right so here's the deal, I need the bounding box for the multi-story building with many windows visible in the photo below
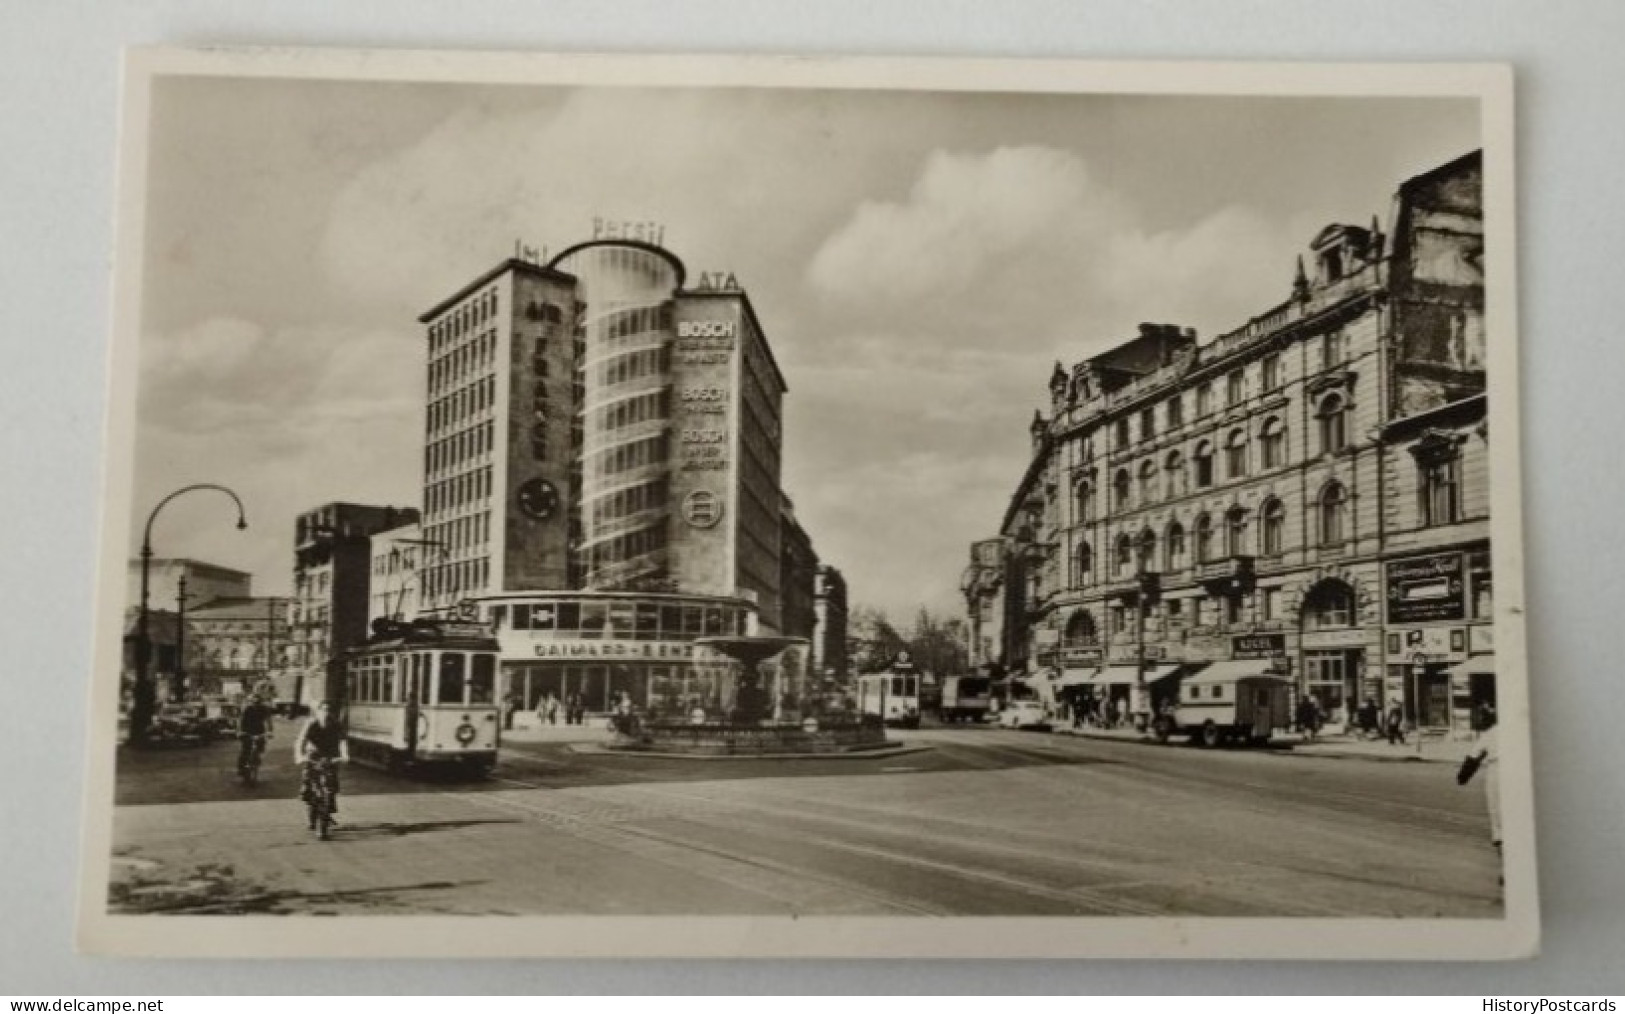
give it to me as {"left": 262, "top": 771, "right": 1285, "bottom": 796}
{"left": 969, "top": 151, "right": 1490, "bottom": 732}
{"left": 412, "top": 233, "right": 824, "bottom": 717}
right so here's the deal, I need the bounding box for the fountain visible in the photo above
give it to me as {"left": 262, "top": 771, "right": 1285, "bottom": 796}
{"left": 605, "top": 634, "right": 893, "bottom": 756}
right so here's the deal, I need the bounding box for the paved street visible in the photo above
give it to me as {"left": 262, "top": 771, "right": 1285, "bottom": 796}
{"left": 107, "top": 727, "right": 1501, "bottom": 917}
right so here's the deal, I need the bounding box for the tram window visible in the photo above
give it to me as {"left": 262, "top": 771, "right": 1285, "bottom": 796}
{"left": 416, "top": 654, "right": 430, "bottom": 704}
{"left": 383, "top": 661, "right": 396, "bottom": 703}
{"left": 511, "top": 604, "right": 531, "bottom": 630}
{"left": 556, "top": 601, "right": 580, "bottom": 632}
{"left": 580, "top": 602, "right": 607, "bottom": 639}
{"left": 469, "top": 654, "right": 495, "bottom": 703}
{"left": 438, "top": 652, "right": 467, "bottom": 704}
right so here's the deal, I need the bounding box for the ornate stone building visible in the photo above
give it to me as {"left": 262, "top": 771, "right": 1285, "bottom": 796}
{"left": 969, "top": 151, "right": 1489, "bottom": 731}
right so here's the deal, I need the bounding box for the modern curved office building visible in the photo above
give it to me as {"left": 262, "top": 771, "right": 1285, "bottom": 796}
{"left": 408, "top": 231, "right": 830, "bottom": 715}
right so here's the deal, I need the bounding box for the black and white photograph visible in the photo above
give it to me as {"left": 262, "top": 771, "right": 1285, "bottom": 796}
{"left": 79, "top": 49, "right": 1530, "bottom": 959}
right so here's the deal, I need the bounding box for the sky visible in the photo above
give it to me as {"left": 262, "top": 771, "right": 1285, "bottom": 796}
{"left": 126, "top": 75, "right": 1479, "bottom": 621}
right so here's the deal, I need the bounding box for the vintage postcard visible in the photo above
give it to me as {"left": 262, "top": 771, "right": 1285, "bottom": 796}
{"left": 80, "top": 48, "right": 1532, "bottom": 959}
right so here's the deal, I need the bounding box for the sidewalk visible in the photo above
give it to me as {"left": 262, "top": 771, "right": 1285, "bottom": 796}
{"left": 1053, "top": 723, "right": 1475, "bottom": 764}
{"left": 499, "top": 717, "right": 610, "bottom": 746}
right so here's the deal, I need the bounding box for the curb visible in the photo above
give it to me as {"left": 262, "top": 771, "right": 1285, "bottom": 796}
{"left": 1054, "top": 727, "right": 1457, "bottom": 764}
{"left": 558, "top": 741, "right": 933, "bottom": 762}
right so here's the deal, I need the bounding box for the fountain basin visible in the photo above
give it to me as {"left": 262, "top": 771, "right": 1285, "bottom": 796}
{"left": 607, "top": 717, "right": 889, "bottom": 756}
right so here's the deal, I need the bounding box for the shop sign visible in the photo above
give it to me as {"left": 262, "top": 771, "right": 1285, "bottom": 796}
{"left": 1387, "top": 626, "right": 1467, "bottom": 662}
{"left": 682, "top": 489, "right": 723, "bottom": 529}
{"left": 1109, "top": 645, "right": 1164, "bottom": 664}
{"left": 1300, "top": 628, "right": 1368, "bottom": 649}
{"left": 528, "top": 640, "right": 697, "bottom": 661}
{"left": 1387, "top": 552, "right": 1467, "bottom": 623}
{"left": 1232, "top": 633, "right": 1286, "bottom": 660}
{"left": 592, "top": 217, "right": 665, "bottom": 246}
{"left": 1061, "top": 647, "right": 1103, "bottom": 667}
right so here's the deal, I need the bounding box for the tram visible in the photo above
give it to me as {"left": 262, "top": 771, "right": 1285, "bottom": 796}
{"left": 342, "top": 618, "right": 503, "bottom": 773}
{"left": 856, "top": 669, "right": 921, "bottom": 728}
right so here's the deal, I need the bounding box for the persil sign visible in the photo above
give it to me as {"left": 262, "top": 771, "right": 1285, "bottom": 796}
{"left": 677, "top": 320, "right": 735, "bottom": 339}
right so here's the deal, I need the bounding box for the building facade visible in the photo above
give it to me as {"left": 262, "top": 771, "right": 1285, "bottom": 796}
{"left": 181, "top": 596, "right": 292, "bottom": 700}
{"left": 971, "top": 151, "right": 1489, "bottom": 732}
{"left": 412, "top": 236, "right": 822, "bottom": 716}
{"left": 290, "top": 502, "right": 419, "bottom": 707}
{"left": 812, "top": 564, "right": 851, "bottom": 689}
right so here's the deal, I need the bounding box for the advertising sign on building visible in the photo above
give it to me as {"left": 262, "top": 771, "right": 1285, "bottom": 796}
{"left": 1232, "top": 633, "right": 1286, "bottom": 660}
{"left": 1386, "top": 552, "right": 1467, "bottom": 623}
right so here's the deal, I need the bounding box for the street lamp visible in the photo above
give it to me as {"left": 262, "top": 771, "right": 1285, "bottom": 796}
{"left": 132, "top": 484, "right": 248, "bottom": 745}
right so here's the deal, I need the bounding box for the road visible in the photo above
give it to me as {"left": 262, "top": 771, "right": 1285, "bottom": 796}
{"left": 106, "top": 726, "right": 1501, "bottom": 917}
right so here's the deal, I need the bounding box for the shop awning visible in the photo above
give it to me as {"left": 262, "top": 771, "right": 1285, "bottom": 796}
{"left": 1056, "top": 668, "right": 1102, "bottom": 688}
{"left": 1180, "top": 659, "right": 1290, "bottom": 688}
{"left": 1446, "top": 655, "right": 1496, "bottom": 678}
{"left": 1093, "top": 664, "right": 1183, "bottom": 687}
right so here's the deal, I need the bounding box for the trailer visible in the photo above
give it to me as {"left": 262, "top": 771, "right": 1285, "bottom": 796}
{"left": 1152, "top": 666, "right": 1291, "bottom": 748}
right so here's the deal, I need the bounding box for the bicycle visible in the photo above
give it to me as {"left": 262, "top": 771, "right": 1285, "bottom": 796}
{"left": 237, "top": 733, "right": 269, "bottom": 786}
{"left": 300, "top": 755, "right": 341, "bottom": 840}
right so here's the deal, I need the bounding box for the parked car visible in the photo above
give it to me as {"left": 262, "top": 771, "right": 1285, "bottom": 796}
{"left": 149, "top": 703, "right": 215, "bottom": 745}
{"left": 998, "top": 700, "right": 1052, "bottom": 731}
{"left": 198, "top": 697, "right": 241, "bottom": 738}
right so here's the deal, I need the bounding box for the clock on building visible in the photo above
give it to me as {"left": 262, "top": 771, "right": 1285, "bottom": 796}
{"left": 516, "top": 478, "right": 558, "bottom": 521}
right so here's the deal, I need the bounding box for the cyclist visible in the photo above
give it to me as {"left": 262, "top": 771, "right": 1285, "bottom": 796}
{"left": 294, "top": 700, "right": 349, "bottom": 834}
{"left": 236, "top": 692, "right": 275, "bottom": 782}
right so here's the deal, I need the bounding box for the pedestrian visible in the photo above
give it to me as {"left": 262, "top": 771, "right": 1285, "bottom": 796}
{"left": 502, "top": 692, "right": 517, "bottom": 731}
{"left": 1456, "top": 710, "right": 1502, "bottom": 863}
{"left": 1386, "top": 698, "right": 1406, "bottom": 745}
{"left": 566, "top": 691, "right": 583, "bottom": 725}
{"left": 1358, "top": 697, "right": 1380, "bottom": 740}
{"left": 545, "top": 692, "right": 560, "bottom": 726}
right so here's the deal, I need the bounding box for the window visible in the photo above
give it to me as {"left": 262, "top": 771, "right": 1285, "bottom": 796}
{"left": 1226, "top": 369, "right": 1244, "bottom": 406}
{"left": 1322, "top": 330, "right": 1346, "bottom": 370}
{"left": 1304, "top": 581, "right": 1355, "bottom": 628}
{"left": 468, "top": 654, "right": 495, "bottom": 704}
{"left": 1319, "top": 481, "right": 1348, "bottom": 546}
{"left": 1317, "top": 393, "right": 1348, "bottom": 455}
{"left": 1260, "top": 417, "right": 1286, "bottom": 469}
{"left": 1138, "top": 460, "right": 1158, "bottom": 504}
{"left": 1064, "top": 609, "right": 1097, "bottom": 646}
{"left": 1262, "top": 353, "right": 1281, "bottom": 392}
{"left": 1472, "top": 571, "right": 1493, "bottom": 620}
{"left": 1226, "top": 429, "right": 1248, "bottom": 479}
{"left": 1167, "top": 396, "right": 1184, "bottom": 429}
{"left": 1137, "top": 529, "right": 1157, "bottom": 572}
{"left": 1115, "top": 533, "right": 1133, "bottom": 576}
{"left": 1419, "top": 455, "right": 1461, "bottom": 527}
{"left": 1115, "top": 417, "right": 1131, "bottom": 449}
{"left": 1260, "top": 498, "right": 1285, "bottom": 555}
{"left": 1261, "top": 586, "right": 1283, "bottom": 621}
{"left": 1140, "top": 406, "right": 1156, "bottom": 440}
{"left": 1194, "top": 441, "right": 1215, "bottom": 488}
{"left": 1113, "top": 469, "right": 1132, "bottom": 511}
{"left": 1165, "top": 451, "right": 1186, "bottom": 498}
{"left": 1074, "top": 543, "right": 1093, "bottom": 586}
{"left": 1196, "top": 382, "right": 1213, "bottom": 416}
{"left": 1075, "top": 480, "right": 1094, "bottom": 523}
{"left": 1225, "top": 595, "right": 1245, "bottom": 625}
{"left": 1225, "top": 506, "right": 1249, "bottom": 556}
{"left": 1110, "top": 605, "right": 1127, "bottom": 635}
{"left": 1194, "top": 514, "right": 1214, "bottom": 564}
{"left": 437, "top": 652, "right": 467, "bottom": 704}
{"left": 1165, "top": 522, "right": 1187, "bottom": 572}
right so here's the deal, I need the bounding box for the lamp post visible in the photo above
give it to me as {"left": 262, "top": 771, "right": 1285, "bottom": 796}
{"left": 133, "top": 484, "right": 248, "bottom": 745}
{"left": 174, "top": 575, "right": 188, "bottom": 702}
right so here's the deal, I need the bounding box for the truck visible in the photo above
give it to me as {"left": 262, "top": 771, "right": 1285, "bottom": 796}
{"left": 1152, "top": 669, "right": 1292, "bottom": 748}
{"left": 938, "top": 675, "right": 992, "bottom": 724}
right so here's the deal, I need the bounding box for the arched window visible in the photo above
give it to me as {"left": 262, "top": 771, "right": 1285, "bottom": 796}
{"left": 1194, "top": 441, "right": 1215, "bottom": 488}
{"left": 1226, "top": 429, "right": 1248, "bottom": 479}
{"left": 1194, "top": 513, "right": 1214, "bottom": 564}
{"left": 1113, "top": 469, "right": 1132, "bottom": 511}
{"left": 1075, "top": 479, "right": 1095, "bottom": 523}
{"left": 1064, "top": 609, "right": 1098, "bottom": 647}
{"left": 1319, "top": 480, "right": 1348, "bottom": 545}
{"left": 1165, "top": 521, "right": 1187, "bottom": 572}
{"left": 1260, "top": 416, "right": 1287, "bottom": 469}
{"left": 1115, "top": 533, "right": 1134, "bottom": 576}
{"left": 1165, "top": 450, "right": 1186, "bottom": 499}
{"left": 1137, "top": 528, "right": 1158, "bottom": 572}
{"left": 1303, "top": 579, "right": 1356, "bottom": 629}
{"left": 1260, "top": 497, "right": 1285, "bottom": 555}
{"left": 1138, "top": 460, "right": 1158, "bottom": 504}
{"left": 1074, "top": 543, "right": 1093, "bottom": 586}
{"left": 1317, "top": 393, "right": 1348, "bottom": 455}
{"left": 1225, "top": 506, "right": 1249, "bottom": 556}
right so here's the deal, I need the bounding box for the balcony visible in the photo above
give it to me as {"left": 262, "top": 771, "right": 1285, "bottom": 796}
{"left": 1196, "top": 555, "right": 1256, "bottom": 596}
